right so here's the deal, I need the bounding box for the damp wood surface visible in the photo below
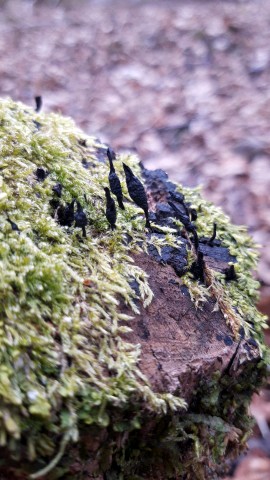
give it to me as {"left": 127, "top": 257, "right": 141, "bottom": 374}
{"left": 120, "top": 169, "right": 255, "bottom": 404}
{"left": 123, "top": 254, "right": 239, "bottom": 400}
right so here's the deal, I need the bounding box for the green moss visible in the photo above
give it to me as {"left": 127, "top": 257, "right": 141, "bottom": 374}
{"left": 0, "top": 98, "right": 267, "bottom": 478}
{"left": 0, "top": 99, "right": 184, "bottom": 474}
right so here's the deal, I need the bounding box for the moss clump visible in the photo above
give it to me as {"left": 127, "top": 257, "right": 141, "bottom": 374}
{"left": 0, "top": 98, "right": 185, "bottom": 474}
{"left": 0, "top": 98, "right": 267, "bottom": 478}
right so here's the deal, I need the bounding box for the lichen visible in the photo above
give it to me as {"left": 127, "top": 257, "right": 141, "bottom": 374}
{"left": 0, "top": 98, "right": 267, "bottom": 479}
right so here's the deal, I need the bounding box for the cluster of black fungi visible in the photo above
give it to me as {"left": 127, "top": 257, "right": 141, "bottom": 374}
{"left": 29, "top": 148, "right": 238, "bottom": 285}
{"left": 5, "top": 96, "right": 237, "bottom": 285}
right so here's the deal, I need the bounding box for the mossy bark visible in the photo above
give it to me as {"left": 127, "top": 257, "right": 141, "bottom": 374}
{"left": 0, "top": 99, "right": 267, "bottom": 479}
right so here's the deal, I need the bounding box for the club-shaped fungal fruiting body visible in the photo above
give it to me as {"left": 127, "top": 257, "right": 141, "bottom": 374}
{"left": 168, "top": 200, "right": 198, "bottom": 251}
{"left": 104, "top": 187, "right": 117, "bottom": 230}
{"left": 35, "top": 95, "right": 42, "bottom": 112}
{"left": 75, "top": 201, "right": 88, "bottom": 237}
{"left": 107, "top": 148, "right": 125, "bottom": 210}
{"left": 123, "top": 163, "right": 150, "bottom": 228}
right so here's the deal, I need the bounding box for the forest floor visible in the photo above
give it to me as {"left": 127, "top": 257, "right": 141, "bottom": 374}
{"left": 0, "top": 0, "right": 270, "bottom": 478}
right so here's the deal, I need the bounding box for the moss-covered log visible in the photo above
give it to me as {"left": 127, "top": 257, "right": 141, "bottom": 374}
{"left": 0, "top": 98, "right": 268, "bottom": 479}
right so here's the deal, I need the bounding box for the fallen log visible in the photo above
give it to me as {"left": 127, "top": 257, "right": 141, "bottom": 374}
{"left": 0, "top": 98, "right": 267, "bottom": 479}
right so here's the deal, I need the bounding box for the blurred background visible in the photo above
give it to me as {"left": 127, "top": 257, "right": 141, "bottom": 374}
{"left": 0, "top": 0, "right": 269, "bottom": 478}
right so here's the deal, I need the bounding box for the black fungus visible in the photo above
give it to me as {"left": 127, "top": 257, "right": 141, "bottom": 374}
{"left": 104, "top": 187, "right": 117, "bottom": 230}
{"left": 190, "top": 251, "right": 205, "bottom": 282}
{"left": 189, "top": 207, "right": 197, "bottom": 221}
{"left": 123, "top": 163, "right": 150, "bottom": 228}
{"left": 107, "top": 147, "right": 116, "bottom": 160}
{"left": 35, "top": 96, "right": 42, "bottom": 112}
{"left": 56, "top": 205, "right": 67, "bottom": 226}
{"left": 6, "top": 217, "right": 20, "bottom": 233}
{"left": 208, "top": 222, "right": 217, "bottom": 246}
{"left": 225, "top": 264, "right": 237, "bottom": 282}
{"left": 57, "top": 199, "right": 75, "bottom": 227}
{"left": 168, "top": 184, "right": 198, "bottom": 223}
{"left": 168, "top": 201, "right": 193, "bottom": 231}
{"left": 74, "top": 201, "right": 88, "bottom": 237}
{"left": 168, "top": 201, "right": 198, "bottom": 251}
{"left": 35, "top": 167, "right": 47, "bottom": 182}
{"left": 49, "top": 198, "right": 60, "bottom": 210}
{"left": 169, "top": 192, "right": 191, "bottom": 220}
{"left": 192, "top": 230, "right": 199, "bottom": 252}
{"left": 107, "top": 148, "right": 125, "bottom": 210}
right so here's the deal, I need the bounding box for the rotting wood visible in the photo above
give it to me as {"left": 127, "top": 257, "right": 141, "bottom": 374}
{"left": 0, "top": 98, "right": 267, "bottom": 480}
